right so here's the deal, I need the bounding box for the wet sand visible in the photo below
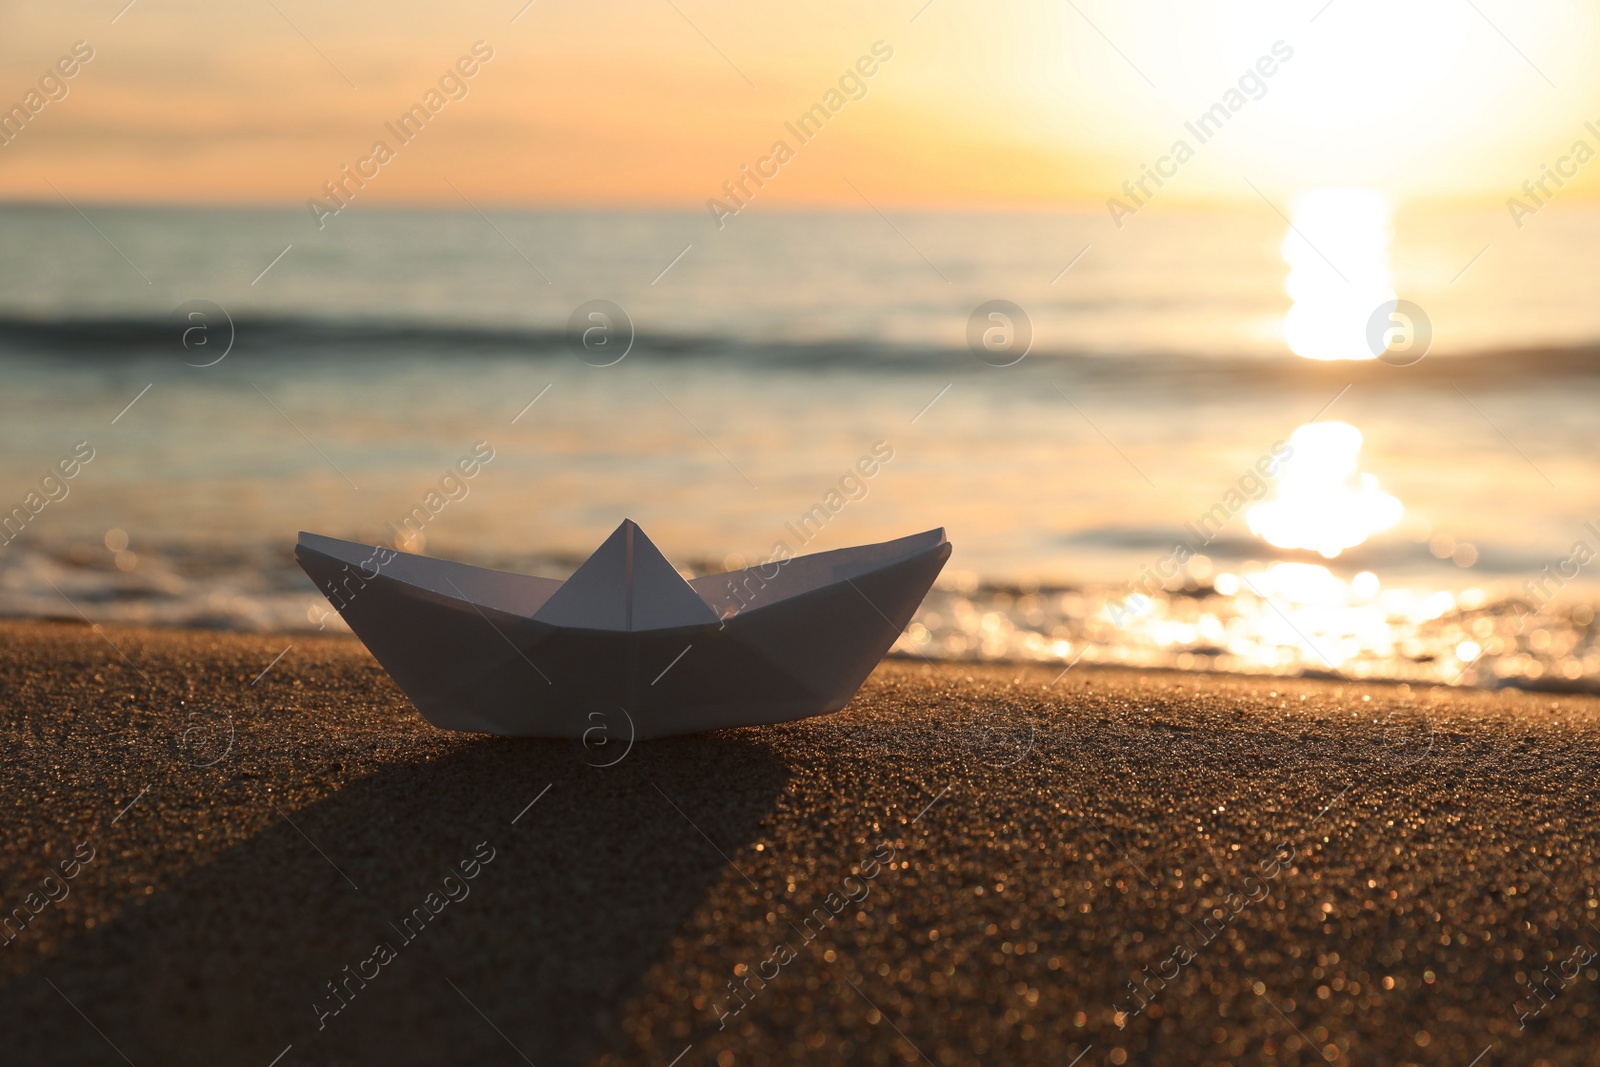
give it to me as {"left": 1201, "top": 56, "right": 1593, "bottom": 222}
{"left": 1, "top": 618, "right": 1597, "bottom": 1066}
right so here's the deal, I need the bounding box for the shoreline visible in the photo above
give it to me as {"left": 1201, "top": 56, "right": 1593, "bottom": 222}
{"left": 2, "top": 619, "right": 1598, "bottom": 1064}
{"left": 16, "top": 601, "right": 1592, "bottom": 694}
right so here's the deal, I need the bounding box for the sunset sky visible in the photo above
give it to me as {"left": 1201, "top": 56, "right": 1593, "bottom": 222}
{"left": 1, "top": 0, "right": 1595, "bottom": 210}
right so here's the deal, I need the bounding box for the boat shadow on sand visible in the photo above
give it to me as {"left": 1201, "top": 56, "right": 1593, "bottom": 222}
{"left": 0, "top": 734, "right": 789, "bottom": 1066}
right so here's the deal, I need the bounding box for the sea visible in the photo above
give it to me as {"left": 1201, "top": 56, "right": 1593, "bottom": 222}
{"left": 2, "top": 195, "right": 1598, "bottom": 690}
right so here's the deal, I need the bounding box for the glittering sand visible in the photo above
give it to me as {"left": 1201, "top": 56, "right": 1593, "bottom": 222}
{"left": 1, "top": 619, "right": 1598, "bottom": 1066}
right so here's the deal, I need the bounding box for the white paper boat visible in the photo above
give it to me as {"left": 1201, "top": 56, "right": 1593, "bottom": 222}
{"left": 295, "top": 521, "right": 951, "bottom": 738}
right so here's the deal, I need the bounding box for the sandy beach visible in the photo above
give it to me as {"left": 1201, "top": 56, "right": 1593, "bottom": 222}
{"left": 1, "top": 618, "right": 1597, "bottom": 1066}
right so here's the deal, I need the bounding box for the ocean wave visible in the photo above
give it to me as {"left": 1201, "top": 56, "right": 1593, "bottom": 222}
{"left": 2, "top": 314, "right": 1599, "bottom": 381}
{"left": 1059, "top": 525, "right": 1551, "bottom": 575}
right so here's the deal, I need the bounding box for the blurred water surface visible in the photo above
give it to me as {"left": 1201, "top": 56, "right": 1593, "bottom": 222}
{"left": 1, "top": 202, "right": 1596, "bottom": 689}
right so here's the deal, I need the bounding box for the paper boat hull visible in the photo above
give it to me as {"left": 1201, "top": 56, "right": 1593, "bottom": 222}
{"left": 296, "top": 528, "right": 950, "bottom": 738}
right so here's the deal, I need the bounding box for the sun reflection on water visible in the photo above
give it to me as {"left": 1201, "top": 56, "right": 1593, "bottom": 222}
{"left": 891, "top": 399, "right": 1597, "bottom": 689}
{"left": 1282, "top": 188, "right": 1394, "bottom": 362}
{"left": 896, "top": 567, "right": 1597, "bottom": 691}
{"left": 1247, "top": 421, "right": 1402, "bottom": 558}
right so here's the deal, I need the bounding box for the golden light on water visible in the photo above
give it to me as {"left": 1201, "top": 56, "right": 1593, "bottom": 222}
{"left": 1246, "top": 422, "right": 1402, "bottom": 559}
{"left": 894, "top": 561, "right": 1577, "bottom": 687}
{"left": 875, "top": 405, "right": 1600, "bottom": 689}
{"left": 1281, "top": 188, "right": 1393, "bottom": 362}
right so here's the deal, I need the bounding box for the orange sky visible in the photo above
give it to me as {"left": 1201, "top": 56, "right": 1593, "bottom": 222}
{"left": 1, "top": 0, "right": 1595, "bottom": 210}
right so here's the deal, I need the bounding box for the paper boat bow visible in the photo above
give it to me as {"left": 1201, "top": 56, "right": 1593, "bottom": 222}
{"left": 296, "top": 521, "right": 950, "bottom": 738}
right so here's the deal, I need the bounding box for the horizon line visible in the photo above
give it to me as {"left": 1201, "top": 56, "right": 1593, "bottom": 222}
{"left": 0, "top": 191, "right": 1549, "bottom": 214}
